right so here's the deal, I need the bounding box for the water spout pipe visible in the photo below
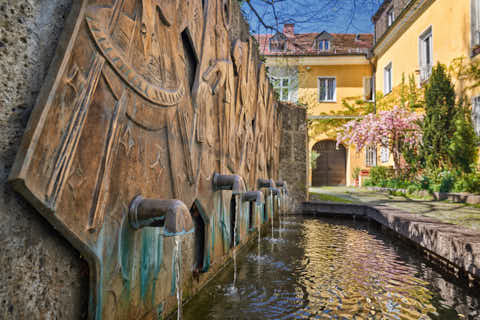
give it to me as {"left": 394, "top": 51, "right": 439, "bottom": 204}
{"left": 257, "top": 178, "right": 276, "bottom": 189}
{"left": 129, "top": 195, "right": 194, "bottom": 236}
{"left": 213, "top": 173, "right": 246, "bottom": 194}
{"left": 275, "top": 181, "right": 285, "bottom": 188}
{"left": 242, "top": 191, "right": 264, "bottom": 204}
{"left": 269, "top": 187, "right": 280, "bottom": 196}
{"left": 276, "top": 181, "right": 288, "bottom": 195}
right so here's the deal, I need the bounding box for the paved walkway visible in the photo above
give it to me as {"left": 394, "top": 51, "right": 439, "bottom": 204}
{"left": 309, "top": 186, "right": 480, "bottom": 232}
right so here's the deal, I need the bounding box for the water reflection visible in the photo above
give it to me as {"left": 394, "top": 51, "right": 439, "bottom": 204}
{"left": 182, "top": 217, "right": 479, "bottom": 319}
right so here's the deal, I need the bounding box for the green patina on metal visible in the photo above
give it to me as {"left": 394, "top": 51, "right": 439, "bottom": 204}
{"left": 151, "top": 230, "right": 164, "bottom": 306}
{"left": 140, "top": 230, "right": 153, "bottom": 301}
{"left": 170, "top": 243, "right": 176, "bottom": 296}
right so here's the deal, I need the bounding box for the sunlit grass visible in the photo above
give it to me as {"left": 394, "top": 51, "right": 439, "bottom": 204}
{"left": 309, "top": 192, "right": 355, "bottom": 204}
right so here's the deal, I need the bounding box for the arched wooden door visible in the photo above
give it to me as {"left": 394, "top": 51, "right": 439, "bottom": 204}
{"left": 312, "top": 140, "right": 346, "bottom": 186}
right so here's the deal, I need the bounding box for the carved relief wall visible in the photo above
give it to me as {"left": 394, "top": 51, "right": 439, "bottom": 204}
{"left": 8, "top": 0, "right": 282, "bottom": 319}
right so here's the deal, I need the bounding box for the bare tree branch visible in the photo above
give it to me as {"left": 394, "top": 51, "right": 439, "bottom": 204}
{"left": 241, "top": 0, "right": 383, "bottom": 35}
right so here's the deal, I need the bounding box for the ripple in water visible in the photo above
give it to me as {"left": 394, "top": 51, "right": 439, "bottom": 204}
{"left": 183, "top": 217, "right": 480, "bottom": 320}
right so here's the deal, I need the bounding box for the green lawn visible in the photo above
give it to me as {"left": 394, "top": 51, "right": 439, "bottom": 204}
{"left": 309, "top": 192, "right": 355, "bottom": 204}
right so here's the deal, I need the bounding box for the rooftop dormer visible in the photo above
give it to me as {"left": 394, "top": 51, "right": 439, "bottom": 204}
{"left": 314, "top": 31, "right": 333, "bottom": 52}
{"left": 269, "top": 32, "right": 287, "bottom": 52}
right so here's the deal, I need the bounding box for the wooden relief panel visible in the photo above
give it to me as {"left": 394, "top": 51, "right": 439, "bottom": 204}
{"left": 9, "top": 0, "right": 281, "bottom": 318}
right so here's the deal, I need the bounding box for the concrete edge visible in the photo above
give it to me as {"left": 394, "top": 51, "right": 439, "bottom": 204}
{"left": 366, "top": 186, "right": 480, "bottom": 204}
{"left": 298, "top": 201, "right": 480, "bottom": 282}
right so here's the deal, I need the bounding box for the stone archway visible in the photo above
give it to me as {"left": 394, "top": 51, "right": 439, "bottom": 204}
{"left": 312, "top": 140, "right": 346, "bottom": 186}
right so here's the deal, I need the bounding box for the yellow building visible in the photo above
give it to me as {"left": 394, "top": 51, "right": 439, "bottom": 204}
{"left": 256, "top": 25, "right": 374, "bottom": 186}
{"left": 373, "top": 0, "right": 480, "bottom": 130}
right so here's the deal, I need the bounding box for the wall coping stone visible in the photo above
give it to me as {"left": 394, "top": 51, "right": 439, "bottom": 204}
{"left": 366, "top": 186, "right": 480, "bottom": 204}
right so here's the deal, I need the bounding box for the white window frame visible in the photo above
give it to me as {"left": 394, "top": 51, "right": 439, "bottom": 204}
{"left": 384, "top": 62, "right": 393, "bottom": 95}
{"left": 380, "top": 137, "right": 390, "bottom": 163}
{"left": 317, "top": 77, "right": 337, "bottom": 102}
{"left": 271, "top": 77, "right": 290, "bottom": 101}
{"left": 318, "top": 39, "right": 330, "bottom": 51}
{"left": 387, "top": 7, "right": 395, "bottom": 27}
{"left": 363, "top": 76, "right": 375, "bottom": 101}
{"left": 472, "top": 0, "right": 480, "bottom": 46}
{"left": 365, "top": 146, "right": 377, "bottom": 167}
{"left": 419, "top": 26, "right": 433, "bottom": 83}
{"left": 472, "top": 96, "right": 480, "bottom": 136}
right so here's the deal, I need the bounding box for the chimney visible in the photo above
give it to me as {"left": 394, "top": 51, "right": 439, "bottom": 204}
{"left": 283, "top": 24, "right": 294, "bottom": 37}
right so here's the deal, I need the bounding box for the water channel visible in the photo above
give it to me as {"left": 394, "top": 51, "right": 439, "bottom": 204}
{"left": 182, "top": 216, "right": 480, "bottom": 319}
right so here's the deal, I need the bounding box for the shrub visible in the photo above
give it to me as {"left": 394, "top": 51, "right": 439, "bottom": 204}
{"left": 428, "top": 170, "right": 456, "bottom": 193}
{"left": 352, "top": 167, "right": 361, "bottom": 181}
{"left": 453, "top": 172, "right": 480, "bottom": 194}
{"left": 368, "top": 166, "right": 391, "bottom": 186}
{"left": 363, "top": 178, "right": 373, "bottom": 186}
{"left": 449, "top": 100, "right": 478, "bottom": 173}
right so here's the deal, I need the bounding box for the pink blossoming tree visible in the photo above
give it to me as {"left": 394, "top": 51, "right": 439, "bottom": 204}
{"left": 337, "top": 106, "right": 423, "bottom": 173}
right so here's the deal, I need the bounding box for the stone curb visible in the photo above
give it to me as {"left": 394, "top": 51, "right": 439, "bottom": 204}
{"left": 299, "top": 201, "right": 480, "bottom": 280}
{"left": 366, "top": 186, "right": 480, "bottom": 204}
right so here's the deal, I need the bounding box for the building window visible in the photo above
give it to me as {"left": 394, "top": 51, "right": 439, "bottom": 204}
{"left": 472, "top": 96, "right": 480, "bottom": 136}
{"left": 318, "top": 39, "right": 330, "bottom": 51}
{"left": 380, "top": 137, "right": 389, "bottom": 163}
{"left": 318, "top": 77, "right": 336, "bottom": 102}
{"left": 384, "top": 63, "right": 392, "bottom": 94}
{"left": 364, "top": 76, "right": 374, "bottom": 101}
{"left": 269, "top": 34, "right": 287, "bottom": 52}
{"left": 419, "top": 27, "right": 433, "bottom": 82}
{"left": 387, "top": 7, "right": 395, "bottom": 27}
{"left": 271, "top": 77, "right": 290, "bottom": 101}
{"left": 365, "top": 146, "right": 377, "bottom": 167}
{"left": 269, "top": 40, "right": 286, "bottom": 52}
{"left": 473, "top": 0, "right": 480, "bottom": 46}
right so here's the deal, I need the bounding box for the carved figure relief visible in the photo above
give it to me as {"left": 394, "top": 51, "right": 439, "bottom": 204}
{"left": 8, "top": 0, "right": 282, "bottom": 318}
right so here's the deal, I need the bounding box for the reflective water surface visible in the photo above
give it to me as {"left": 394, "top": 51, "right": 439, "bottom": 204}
{"left": 183, "top": 217, "right": 480, "bottom": 319}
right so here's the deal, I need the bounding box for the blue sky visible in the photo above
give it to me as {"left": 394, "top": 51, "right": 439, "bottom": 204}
{"left": 241, "top": 0, "right": 383, "bottom": 35}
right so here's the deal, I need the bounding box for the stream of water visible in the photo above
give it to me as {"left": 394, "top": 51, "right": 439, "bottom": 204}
{"left": 183, "top": 216, "right": 480, "bottom": 319}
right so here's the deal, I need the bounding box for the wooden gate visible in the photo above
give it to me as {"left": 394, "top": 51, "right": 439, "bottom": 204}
{"left": 312, "top": 140, "right": 346, "bottom": 186}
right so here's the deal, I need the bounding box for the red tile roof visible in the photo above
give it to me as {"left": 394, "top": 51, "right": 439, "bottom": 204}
{"left": 254, "top": 32, "right": 373, "bottom": 56}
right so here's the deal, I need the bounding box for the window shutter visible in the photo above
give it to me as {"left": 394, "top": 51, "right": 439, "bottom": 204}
{"left": 328, "top": 79, "right": 334, "bottom": 100}
{"left": 473, "top": 0, "right": 480, "bottom": 45}
{"left": 420, "top": 38, "right": 425, "bottom": 67}
{"left": 477, "top": 0, "right": 480, "bottom": 44}
{"left": 319, "top": 79, "right": 325, "bottom": 101}
{"left": 384, "top": 69, "right": 388, "bottom": 94}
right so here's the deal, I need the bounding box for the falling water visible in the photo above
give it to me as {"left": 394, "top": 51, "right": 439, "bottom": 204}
{"left": 232, "top": 195, "right": 238, "bottom": 290}
{"left": 257, "top": 203, "right": 261, "bottom": 258}
{"left": 174, "top": 236, "right": 182, "bottom": 320}
{"left": 278, "top": 196, "right": 283, "bottom": 239}
{"left": 270, "top": 191, "right": 274, "bottom": 241}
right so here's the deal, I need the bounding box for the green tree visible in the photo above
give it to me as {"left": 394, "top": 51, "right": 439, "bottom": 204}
{"left": 421, "top": 63, "right": 457, "bottom": 170}
{"left": 449, "top": 98, "right": 478, "bottom": 172}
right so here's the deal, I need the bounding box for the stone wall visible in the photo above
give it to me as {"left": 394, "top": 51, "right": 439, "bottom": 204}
{"left": 0, "top": 0, "right": 89, "bottom": 319}
{"left": 278, "top": 102, "right": 308, "bottom": 210}
{"left": 2, "top": 0, "right": 284, "bottom": 318}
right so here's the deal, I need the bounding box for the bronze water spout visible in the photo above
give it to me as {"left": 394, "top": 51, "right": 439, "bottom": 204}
{"left": 129, "top": 195, "right": 194, "bottom": 236}
{"left": 257, "top": 178, "right": 275, "bottom": 189}
{"left": 213, "top": 173, "right": 246, "bottom": 194}
{"left": 242, "top": 191, "right": 264, "bottom": 204}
